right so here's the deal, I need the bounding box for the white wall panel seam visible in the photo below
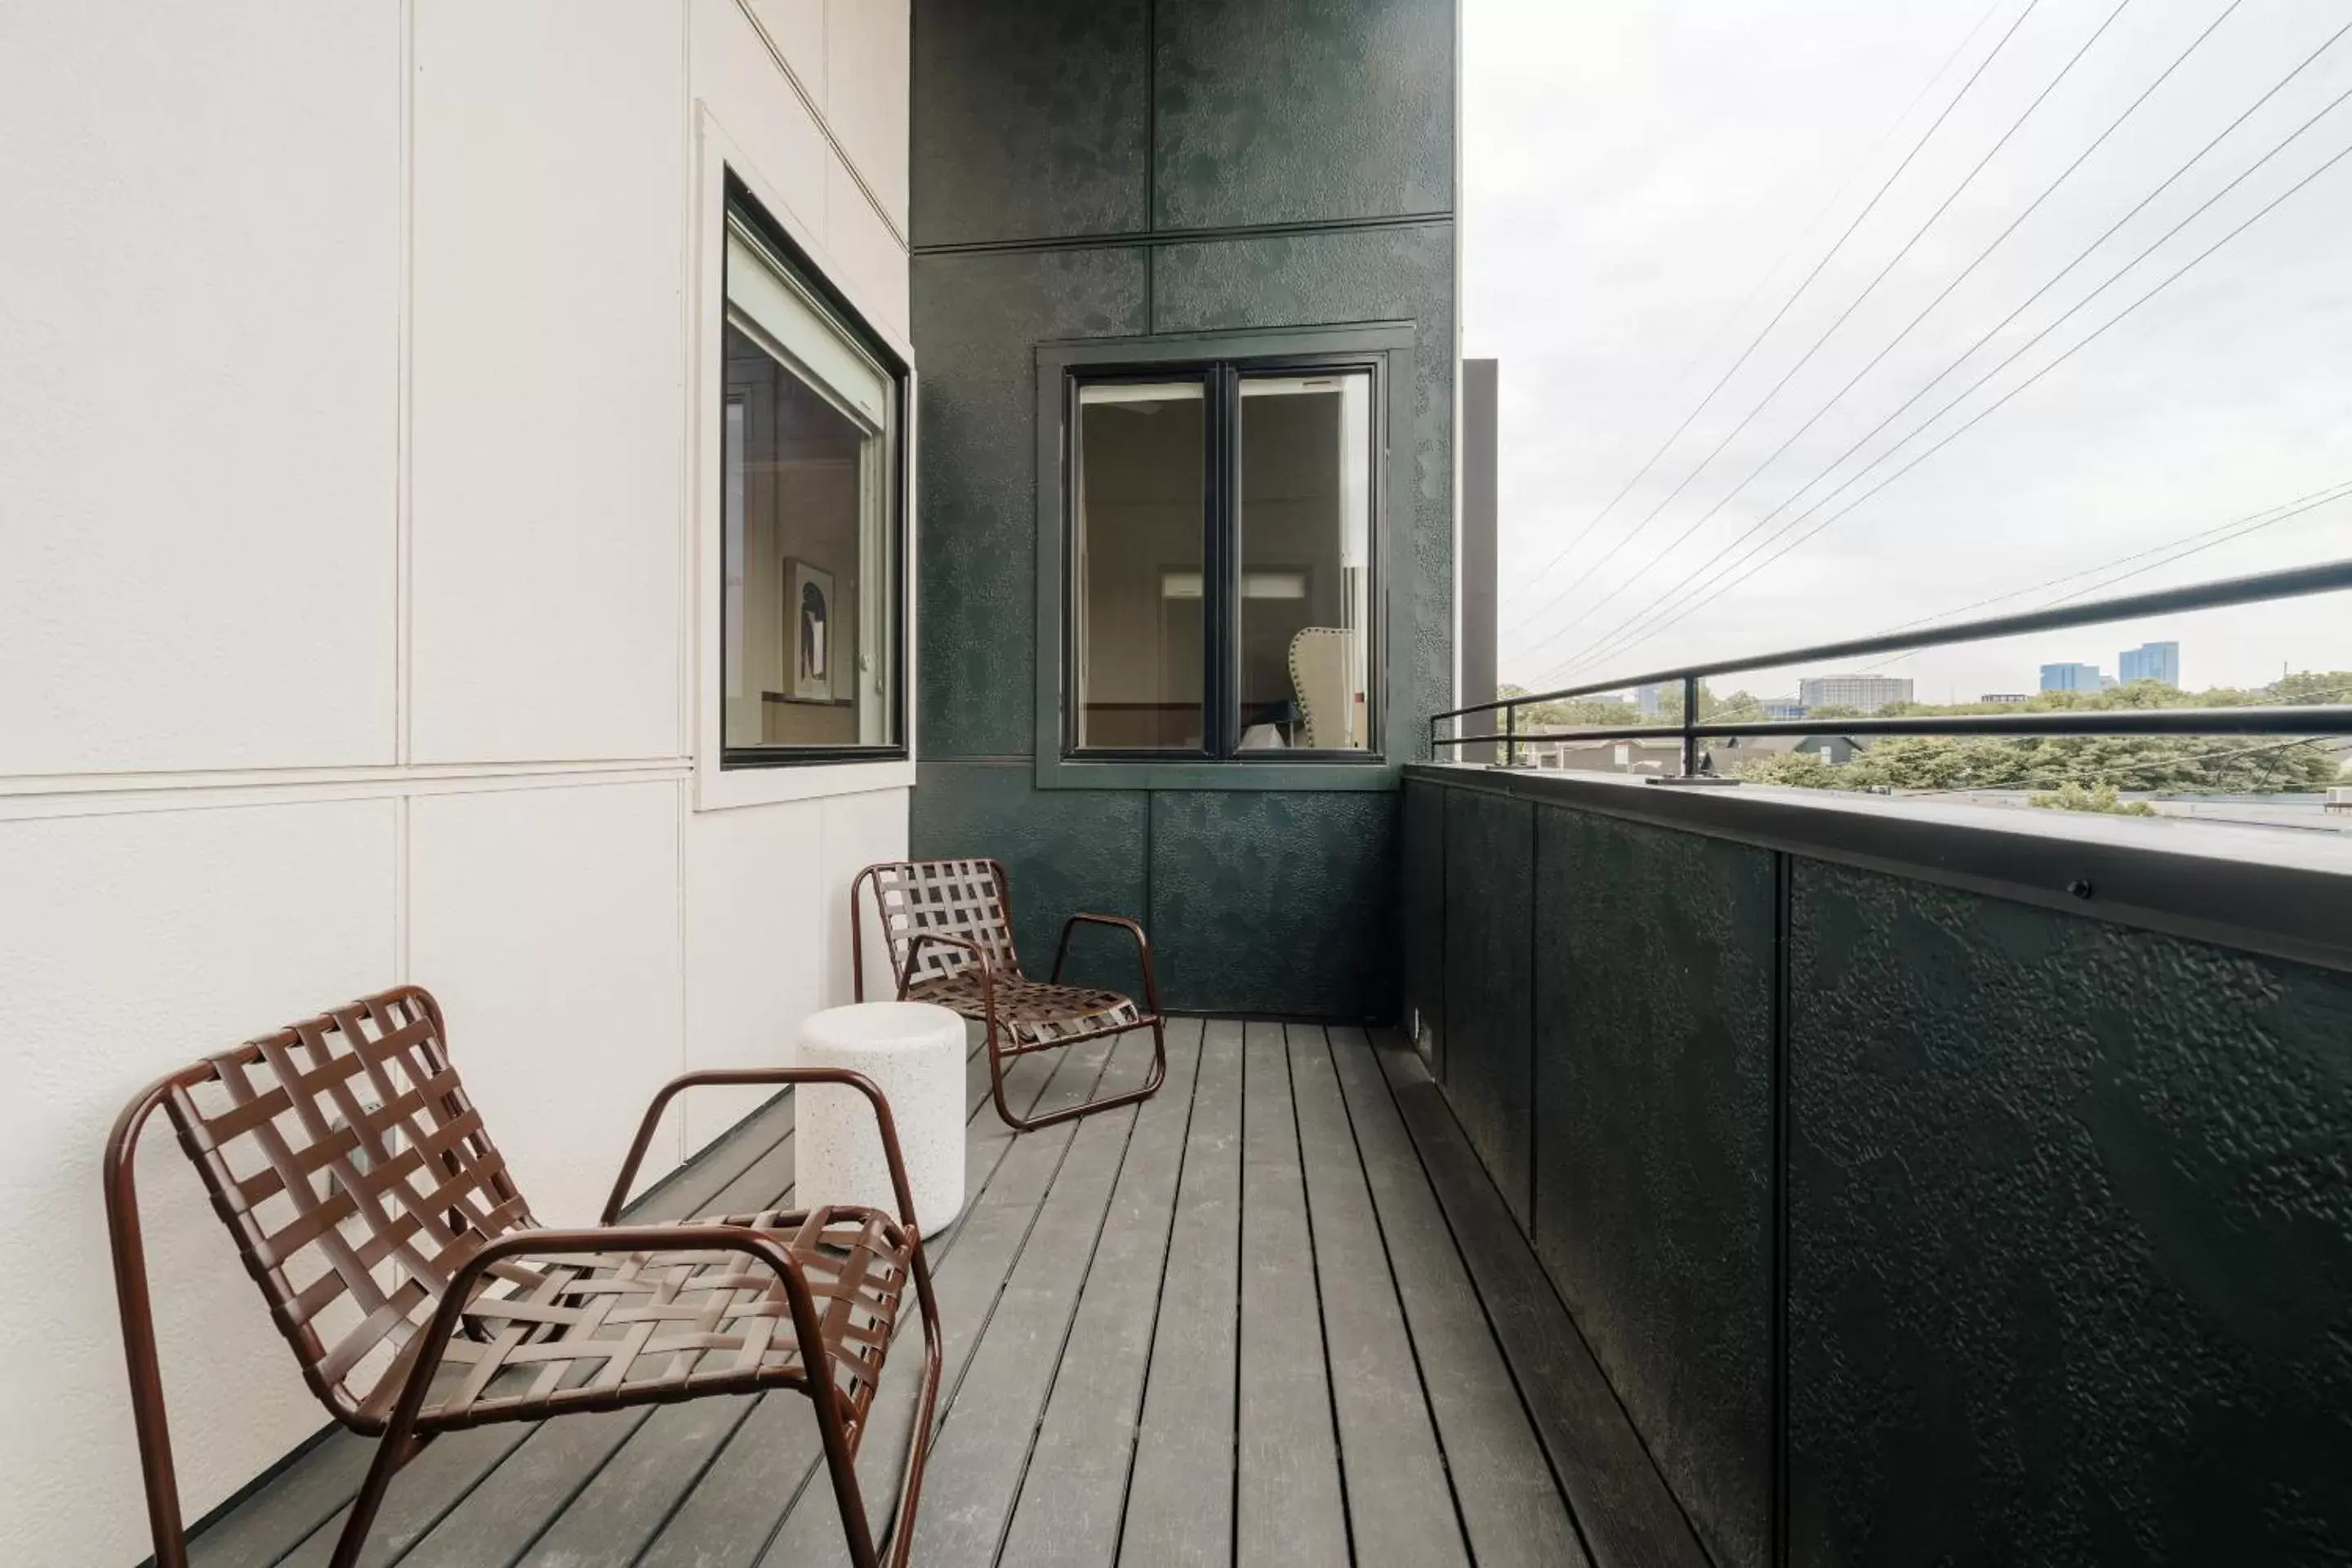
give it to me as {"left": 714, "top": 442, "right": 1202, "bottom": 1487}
{"left": 397, "top": 0, "right": 416, "bottom": 768}
{"left": 728, "top": 0, "right": 905, "bottom": 250}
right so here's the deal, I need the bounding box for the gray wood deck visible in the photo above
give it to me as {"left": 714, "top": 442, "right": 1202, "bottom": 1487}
{"left": 183, "top": 1023, "right": 1697, "bottom": 1568}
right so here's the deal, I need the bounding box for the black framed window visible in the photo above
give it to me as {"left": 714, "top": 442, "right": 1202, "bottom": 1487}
{"left": 719, "top": 189, "right": 906, "bottom": 767}
{"left": 1065, "top": 358, "right": 1382, "bottom": 760}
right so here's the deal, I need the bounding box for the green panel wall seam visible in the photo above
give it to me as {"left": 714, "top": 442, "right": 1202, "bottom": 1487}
{"left": 1771, "top": 849, "right": 1793, "bottom": 1568}
{"left": 1146, "top": 0, "right": 1158, "bottom": 230}
{"left": 1526, "top": 795, "right": 1541, "bottom": 1241}
{"left": 912, "top": 211, "right": 1457, "bottom": 258}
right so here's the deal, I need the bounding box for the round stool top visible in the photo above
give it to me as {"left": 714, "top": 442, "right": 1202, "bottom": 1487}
{"left": 801, "top": 1000, "right": 964, "bottom": 1054}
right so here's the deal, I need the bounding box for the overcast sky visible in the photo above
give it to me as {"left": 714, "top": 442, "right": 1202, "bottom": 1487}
{"left": 1463, "top": 0, "right": 2352, "bottom": 704}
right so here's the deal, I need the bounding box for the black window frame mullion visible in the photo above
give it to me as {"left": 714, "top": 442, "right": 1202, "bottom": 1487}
{"left": 1208, "top": 361, "right": 1243, "bottom": 760}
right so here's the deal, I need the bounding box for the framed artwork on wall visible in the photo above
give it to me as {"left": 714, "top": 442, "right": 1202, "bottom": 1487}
{"left": 786, "top": 558, "right": 834, "bottom": 702}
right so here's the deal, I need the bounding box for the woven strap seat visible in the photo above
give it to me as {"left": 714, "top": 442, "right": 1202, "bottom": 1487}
{"left": 905, "top": 972, "right": 1143, "bottom": 1051}
{"left": 393, "top": 1204, "right": 912, "bottom": 1443}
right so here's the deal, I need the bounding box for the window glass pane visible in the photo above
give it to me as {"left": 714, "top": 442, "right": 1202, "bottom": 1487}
{"left": 1237, "top": 371, "right": 1373, "bottom": 751}
{"left": 720, "top": 297, "right": 895, "bottom": 751}
{"left": 1075, "top": 381, "right": 1206, "bottom": 750}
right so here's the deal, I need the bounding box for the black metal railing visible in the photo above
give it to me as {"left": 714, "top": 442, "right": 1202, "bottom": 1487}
{"left": 1433, "top": 558, "right": 2352, "bottom": 777}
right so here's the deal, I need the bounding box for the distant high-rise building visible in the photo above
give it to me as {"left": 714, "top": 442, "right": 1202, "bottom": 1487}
{"left": 2119, "top": 640, "right": 2180, "bottom": 686}
{"left": 2041, "top": 662, "right": 2104, "bottom": 693}
{"left": 1757, "top": 697, "right": 1806, "bottom": 720}
{"left": 1636, "top": 682, "right": 1663, "bottom": 717}
{"left": 1797, "top": 674, "right": 1913, "bottom": 712}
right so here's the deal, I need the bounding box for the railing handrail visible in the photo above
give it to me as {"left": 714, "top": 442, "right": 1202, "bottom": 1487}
{"left": 1437, "top": 556, "right": 2352, "bottom": 724}
{"left": 1434, "top": 555, "right": 2352, "bottom": 777}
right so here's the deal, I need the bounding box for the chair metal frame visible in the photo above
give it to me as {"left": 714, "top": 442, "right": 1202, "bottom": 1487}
{"left": 105, "top": 986, "right": 941, "bottom": 1568}
{"left": 851, "top": 858, "right": 1167, "bottom": 1132}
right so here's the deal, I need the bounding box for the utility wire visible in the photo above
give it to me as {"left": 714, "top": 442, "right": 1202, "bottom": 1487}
{"left": 2045, "top": 485, "right": 2352, "bottom": 605}
{"left": 1513, "top": 0, "right": 2235, "bottom": 674}
{"left": 1515, "top": 0, "right": 2130, "bottom": 662}
{"left": 1840, "top": 478, "right": 2352, "bottom": 676}
{"left": 1869, "top": 478, "right": 2352, "bottom": 644}
{"left": 1540, "top": 62, "right": 2352, "bottom": 687}
{"left": 1497, "top": 0, "right": 2034, "bottom": 637}
{"left": 1536, "top": 23, "right": 2352, "bottom": 683}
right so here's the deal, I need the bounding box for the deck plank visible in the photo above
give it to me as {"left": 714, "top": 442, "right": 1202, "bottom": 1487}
{"left": 900, "top": 1029, "right": 1187, "bottom": 1566}
{"left": 1117, "top": 1018, "right": 1245, "bottom": 1568}
{"left": 1329, "top": 1029, "right": 1587, "bottom": 1568}
{"left": 1371, "top": 1032, "right": 1706, "bottom": 1568}
{"left": 180, "top": 1090, "right": 798, "bottom": 1568}
{"left": 752, "top": 1030, "right": 1158, "bottom": 1566}
{"left": 995, "top": 1019, "right": 1206, "bottom": 1568}
{"left": 1288, "top": 1025, "right": 1472, "bottom": 1568}
{"left": 1234, "top": 1020, "right": 1351, "bottom": 1567}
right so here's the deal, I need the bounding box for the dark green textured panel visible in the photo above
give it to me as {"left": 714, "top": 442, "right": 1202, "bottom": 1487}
{"left": 1534, "top": 807, "right": 1773, "bottom": 1568}
{"left": 910, "top": 761, "right": 1149, "bottom": 996}
{"left": 1441, "top": 786, "right": 1533, "bottom": 1227}
{"left": 911, "top": 0, "right": 1148, "bottom": 247}
{"left": 1147, "top": 790, "right": 1398, "bottom": 1017}
{"left": 1788, "top": 860, "right": 2352, "bottom": 1566}
{"left": 1154, "top": 0, "right": 1454, "bottom": 229}
{"left": 1401, "top": 777, "right": 1446, "bottom": 1074}
{"left": 1152, "top": 225, "right": 1453, "bottom": 764}
{"left": 912, "top": 249, "right": 1147, "bottom": 758}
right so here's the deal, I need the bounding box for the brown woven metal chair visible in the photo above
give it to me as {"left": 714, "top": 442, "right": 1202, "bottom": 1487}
{"left": 104, "top": 985, "right": 940, "bottom": 1568}
{"left": 852, "top": 858, "right": 1166, "bottom": 1132}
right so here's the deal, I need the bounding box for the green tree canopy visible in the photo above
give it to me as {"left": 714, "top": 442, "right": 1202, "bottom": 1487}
{"left": 1732, "top": 733, "right": 2338, "bottom": 795}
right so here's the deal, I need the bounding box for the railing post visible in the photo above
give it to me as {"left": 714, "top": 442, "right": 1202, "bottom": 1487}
{"left": 1503, "top": 702, "right": 1517, "bottom": 768}
{"left": 1682, "top": 675, "right": 1699, "bottom": 777}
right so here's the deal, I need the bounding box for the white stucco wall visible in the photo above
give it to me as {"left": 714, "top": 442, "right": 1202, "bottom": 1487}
{"left": 0, "top": 3, "right": 911, "bottom": 1562}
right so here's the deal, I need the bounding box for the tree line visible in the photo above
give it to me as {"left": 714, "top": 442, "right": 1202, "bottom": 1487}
{"left": 1490, "top": 673, "right": 2352, "bottom": 800}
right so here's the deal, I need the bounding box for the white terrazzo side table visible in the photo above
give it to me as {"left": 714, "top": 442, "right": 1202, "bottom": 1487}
{"left": 795, "top": 1000, "right": 966, "bottom": 1238}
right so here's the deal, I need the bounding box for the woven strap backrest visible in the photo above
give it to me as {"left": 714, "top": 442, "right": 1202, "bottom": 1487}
{"left": 163, "top": 987, "right": 537, "bottom": 1423}
{"left": 867, "top": 858, "right": 1020, "bottom": 985}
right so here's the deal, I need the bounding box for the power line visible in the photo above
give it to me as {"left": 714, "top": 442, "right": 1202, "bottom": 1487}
{"left": 1834, "top": 479, "right": 2352, "bottom": 677}
{"left": 1539, "top": 65, "right": 2352, "bottom": 687}
{"left": 2046, "top": 484, "right": 2352, "bottom": 605}
{"left": 1873, "top": 478, "right": 2352, "bottom": 644}
{"left": 1511, "top": 0, "right": 2238, "bottom": 673}
{"left": 1495, "top": 0, "right": 2035, "bottom": 638}
{"left": 1533, "top": 22, "right": 2352, "bottom": 684}
{"left": 1513, "top": 0, "right": 2132, "bottom": 660}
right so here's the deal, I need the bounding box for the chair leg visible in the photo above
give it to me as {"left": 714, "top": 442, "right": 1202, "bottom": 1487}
{"left": 329, "top": 1427, "right": 425, "bottom": 1568}
{"left": 990, "top": 1013, "right": 1169, "bottom": 1132}
{"left": 875, "top": 1240, "right": 946, "bottom": 1568}
{"left": 811, "top": 1383, "right": 881, "bottom": 1568}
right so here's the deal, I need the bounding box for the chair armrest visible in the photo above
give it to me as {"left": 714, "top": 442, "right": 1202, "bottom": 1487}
{"left": 1050, "top": 912, "right": 1161, "bottom": 1013}
{"left": 602, "top": 1067, "right": 923, "bottom": 1239}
